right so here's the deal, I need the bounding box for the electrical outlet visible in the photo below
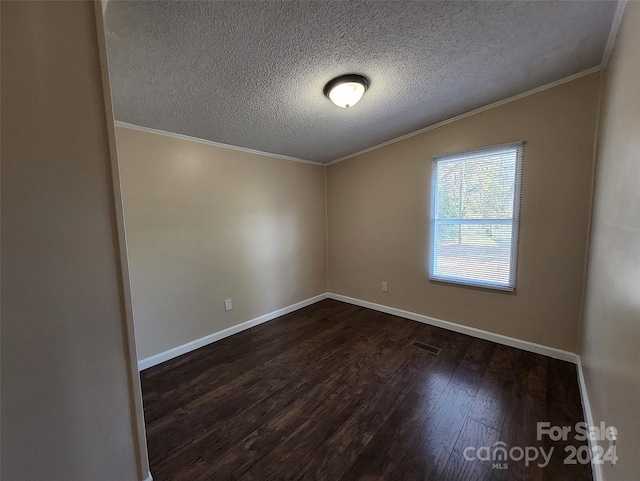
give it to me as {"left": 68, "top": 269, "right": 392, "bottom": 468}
{"left": 224, "top": 298, "right": 233, "bottom": 312}
{"left": 382, "top": 282, "right": 388, "bottom": 292}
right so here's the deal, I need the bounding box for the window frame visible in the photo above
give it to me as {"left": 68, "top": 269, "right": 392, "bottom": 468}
{"left": 429, "top": 141, "right": 524, "bottom": 292}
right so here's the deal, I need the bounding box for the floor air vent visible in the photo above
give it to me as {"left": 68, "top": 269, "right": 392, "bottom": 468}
{"left": 410, "top": 341, "right": 442, "bottom": 355}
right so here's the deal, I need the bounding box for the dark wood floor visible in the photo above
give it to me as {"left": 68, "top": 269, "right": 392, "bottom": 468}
{"left": 141, "top": 299, "right": 592, "bottom": 481}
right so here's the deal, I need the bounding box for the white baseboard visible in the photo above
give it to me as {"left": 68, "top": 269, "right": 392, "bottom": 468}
{"left": 139, "top": 291, "right": 578, "bottom": 368}
{"left": 137, "top": 293, "right": 328, "bottom": 371}
{"left": 138, "top": 291, "right": 593, "bottom": 476}
{"left": 326, "top": 293, "right": 578, "bottom": 363}
{"left": 576, "top": 356, "right": 602, "bottom": 481}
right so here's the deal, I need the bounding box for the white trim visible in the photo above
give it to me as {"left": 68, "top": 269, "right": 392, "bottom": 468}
{"left": 138, "top": 293, "right": 328, "bottom": 371}
{"left": 429, "top": 142, "right": 523, "bottom": 292}
{"left": 324, "top": 167, "right": 330, "bottom": 291}
{"left": 432, "top": 140, "right": 525, "bottom": 162}
{"left": 94, "top": 4, "right": 151, "bottom": 480}
{"left": 117, "top": 64, "right": 606, "bottom": 168}
{"left": 576, "top": 356, "right": 602, "bottom": 481}
{"left": 327, "top": 293, "right": 578, "bottom": 363}
{"left": 602, "top": 0, "right": 628, "bottom": 68}
{"left": 139, "top": 291, "right": 580, "bottom": 370}
{"left": 326, "top": 66, "right": 602, "bottom": 166}
{"left": 114, "top": 121, "right": 324, "bottom": 166}
{"left": 137, "top": 293, "right": 595, "bottom": 479}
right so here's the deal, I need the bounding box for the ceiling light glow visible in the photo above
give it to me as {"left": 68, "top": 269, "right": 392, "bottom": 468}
{"left": 324, "top": 74, "right": 369, "bottom": 108}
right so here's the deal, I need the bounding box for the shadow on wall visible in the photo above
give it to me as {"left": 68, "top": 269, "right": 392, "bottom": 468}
{"left": 243, "top": 208, "right": 300, "bottom": 313}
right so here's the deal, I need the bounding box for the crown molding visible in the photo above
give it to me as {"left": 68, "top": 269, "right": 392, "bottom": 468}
{"left": 115, "top": 1, "right": 625, "bottom": 170}
{"left": 601, "top": 0, "right": 627, "bottom": 68}
{"left": 114, "top": 121, "right": 324, "bottom": 166}
{"left": 117, "top": 61, "right": 610, "bottom": 169}
{"left": 326, "top": 66, "right": 602, "bottom": 166}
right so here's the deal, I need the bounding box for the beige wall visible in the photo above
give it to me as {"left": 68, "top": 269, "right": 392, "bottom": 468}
{"left": 327, "top": 73, "right": 601, "bottom": 352}
{"left": 116, "top": 127, "right": 327, "bottom": 361}
{"left": 579, "top": 4, "right": 640, "bottom": 480}
{"left": 1, "top": 2, "right": 146, "bottom": 480}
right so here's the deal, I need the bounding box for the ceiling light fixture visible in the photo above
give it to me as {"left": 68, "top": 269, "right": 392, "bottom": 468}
{"left": 323, "top": 74, "right": 370, "bottom": 108}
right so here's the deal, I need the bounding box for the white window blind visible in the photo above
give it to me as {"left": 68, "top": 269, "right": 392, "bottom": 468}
{"left": 429, "top": 142, "right": 524, "bottom": 291}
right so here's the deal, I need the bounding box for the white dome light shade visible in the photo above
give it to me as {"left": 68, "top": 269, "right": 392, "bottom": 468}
{"left": 328, "top": 81, "right": 366, "bottom": 108}
{"left": 324, "top": 74, "right": 369, "bottom": 109}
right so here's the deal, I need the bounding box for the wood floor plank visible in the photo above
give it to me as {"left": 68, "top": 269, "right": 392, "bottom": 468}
{"left": 440, "top": 417, "right": 503, "bottom": 481}
{"left": 337, "top": 326, "right": 477, "bottom": 480}
{"left": 146, "top": 302, "right": 372, "bottom": 433}
{"left": 293, "top": 374, "right": 408, "bottom": 481}
{"left": 388, "top": 338, "right": 495, "bottom": 480}
{"left": 140, "top": 299, "right": 592, "bottom": 481}
{"left": 467, "top": 344, "right": 524, "bottom": 431}
{"left": 338, "top": 390, "right": 437, "bottom": 481}
{"left": 142, "top": 300, "right": 359, "bottom": 423}
{"left": 542, "top": 359, "right": 593, "bottom": 481}
{"left": 146, "top": 308, "right": 394, "bottom": 475}
{"left": 236, "top": 371, "right": 382, "bottom": 481}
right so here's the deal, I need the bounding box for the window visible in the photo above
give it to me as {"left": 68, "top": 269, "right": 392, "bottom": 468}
{"left": 429, "top": 142, "right": 523, "bottom": 291}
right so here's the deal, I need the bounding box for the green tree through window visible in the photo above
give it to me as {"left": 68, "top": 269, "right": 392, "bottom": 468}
{"left": 430, "top": 143, "right": 523, "bottom": 290}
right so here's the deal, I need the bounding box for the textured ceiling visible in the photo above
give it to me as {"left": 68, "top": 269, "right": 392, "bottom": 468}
{"left": 104, "top": 1, "right": 617, "bottom": 163}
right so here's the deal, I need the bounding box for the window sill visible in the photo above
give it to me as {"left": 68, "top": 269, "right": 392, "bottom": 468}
{"left": 428, "top": 276, "right": 516, "bottom": 293}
